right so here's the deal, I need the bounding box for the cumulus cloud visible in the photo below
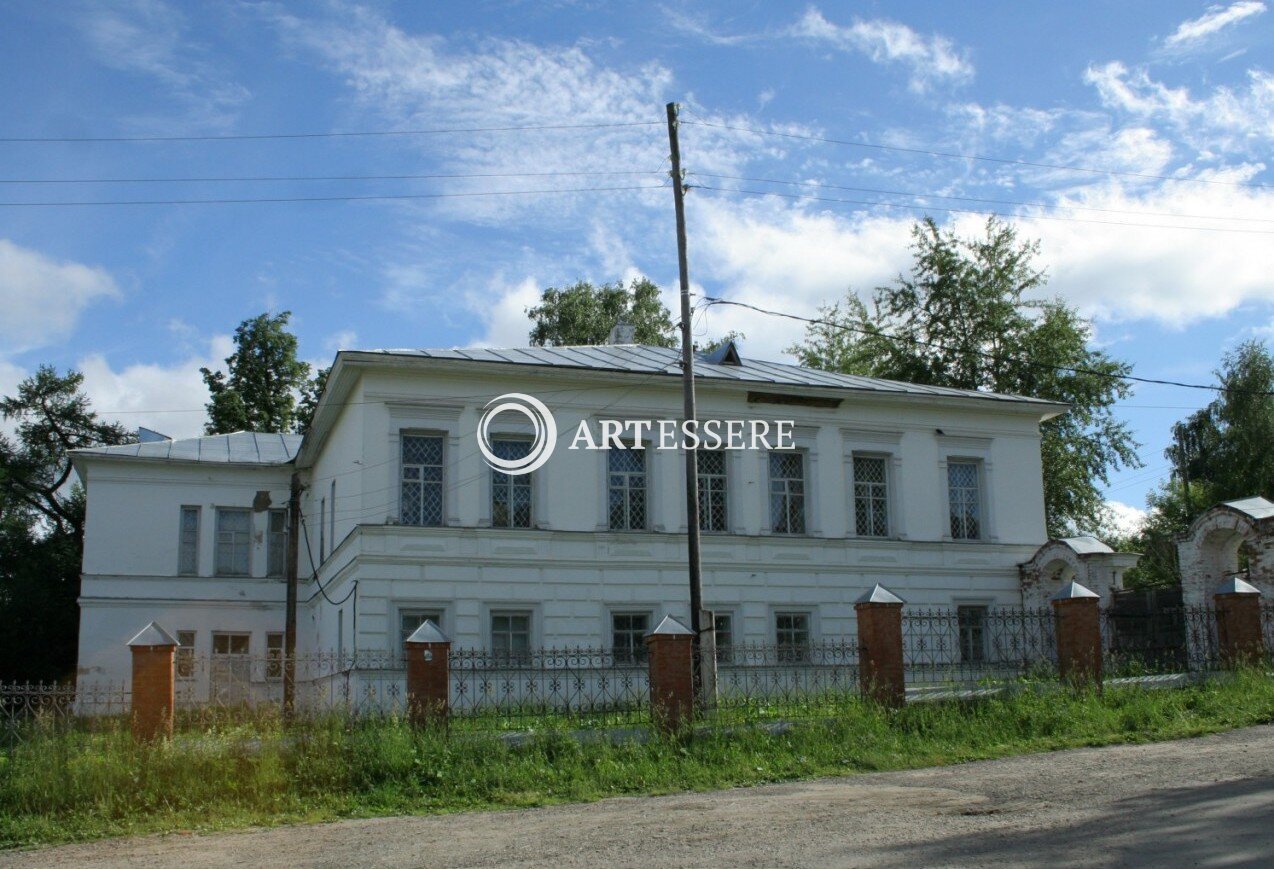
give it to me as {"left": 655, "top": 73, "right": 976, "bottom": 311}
{"left": 1103, "top": 500, "right": 1148, "bottom": 536}
{"left": 791, "top": 7, "right": 974, "bottom": 93}
{"left": 0, "top": 239, "right": 120, "bottom": 354}
{"left": 1164, "top": 1, "right": 1266, "bottom": 49}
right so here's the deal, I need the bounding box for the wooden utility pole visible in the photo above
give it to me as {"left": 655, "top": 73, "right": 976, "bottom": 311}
{"left": 666, "top": 101, "right": 712, "bottom": 705}
{"left": 283, "top": 472, "right": 302, "bottom": 722}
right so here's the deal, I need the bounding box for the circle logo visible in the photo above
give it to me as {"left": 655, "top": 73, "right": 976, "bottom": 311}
{"left": 476, "top": 393, "right": 558, "bottom": 475}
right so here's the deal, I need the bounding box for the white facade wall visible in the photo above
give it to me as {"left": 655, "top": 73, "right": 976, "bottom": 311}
{"left": 76, "top": 355, "right": 1056, "bottom": 686}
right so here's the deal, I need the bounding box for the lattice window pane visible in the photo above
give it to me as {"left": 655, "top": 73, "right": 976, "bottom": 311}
{"left": 698, "top": 449, "right": 728, "bottom": 532}
{"left": 608, "top": 447, "right": 647, "bottom": 530}
{"left": 853, "top": 455, "right": 889, "bottom": 537}
{"left": 948, "top": 461, "right": 981, "bottom": 540}
{"left": 768, "top": 451, "right": 806, "bottom": 534}
{"left": 401, "top": 435, "right": 444, "bottom": 527}
{"left": 490, "top": 438, "right": 533, "bottom": 529}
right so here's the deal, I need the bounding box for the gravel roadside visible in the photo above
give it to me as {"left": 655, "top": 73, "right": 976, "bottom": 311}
{"left": 8, "top": 725, "right": 1274, "bottom": 867}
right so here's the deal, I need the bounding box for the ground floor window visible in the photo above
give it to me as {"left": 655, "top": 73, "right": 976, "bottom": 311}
{"left": 957, "top": 605, "right": 988, "bottom": 663}
{"left": 611, "top": 612, "right": 650, "bottom": 664}
{"left": 775, "top": 611, "right": 811, "bottom": 662}
{"left": 713, "top": 612, "right": 734, "bottom": 663}
{"left": 490, "top": 611, "right": 532, "bottom": 661}
{"left": 399, "top": 609, "right": 444, "bottom": 648}
{"left": 266, "top": 632, "right": 285, "bottom": 680}
{"left": 176, "top": 630, "right": 196, "bottom": 680}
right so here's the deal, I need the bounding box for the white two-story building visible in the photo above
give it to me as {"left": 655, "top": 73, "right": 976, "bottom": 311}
{"left": 72, "top": 342, "right": 1070, "bottom": 685}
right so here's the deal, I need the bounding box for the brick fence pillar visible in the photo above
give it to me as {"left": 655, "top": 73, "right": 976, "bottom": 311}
{"left": 404, "top": 619, "right": 451, "bottom": 726}
{"left": 1214, "top": 577, "right": 1265, "bottom": 668}
{"left": 855, "top": 584, "right": 905, "bottom": 708}
{"left": 1052, "top": 581, "right": 1103, "bottom": 690}
{"left": 645, "top": 615, "right": 695, "bottom": 732}
{"left": 127, "top": 622, "right": 179, "bottom": 741}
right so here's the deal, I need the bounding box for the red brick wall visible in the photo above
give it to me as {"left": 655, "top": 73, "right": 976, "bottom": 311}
{"left": 130, "top": 645, "right": 175, "bottom": 741}
{"left": 855, "top": 602, "right": 904, "bottom": 707}
{"left": 645, "top": 634, "right": 694, "bottom": 731}
{"left": 1053, "top": 598, "right": 1102, "bottom": 688}
{"left": 405, "top": 641, "right": 450, "bottom": 725}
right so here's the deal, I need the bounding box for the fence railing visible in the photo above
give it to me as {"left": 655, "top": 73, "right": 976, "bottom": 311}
{"left": 1100, "top": 606, "right": 1221, "bottom": 676}
{"left": 712, "top": 640, "right": 859, "bottom": 716}
{"left": 903, "top": 607, "right": 1057, "bottom": 687}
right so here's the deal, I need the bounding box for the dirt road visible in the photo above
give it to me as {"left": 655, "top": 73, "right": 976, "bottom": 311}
{"left": 10, "top": 725, "right": 1274, "bottom": 867}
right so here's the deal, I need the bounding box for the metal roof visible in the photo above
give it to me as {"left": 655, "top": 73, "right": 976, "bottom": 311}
{"left": 1057, "top": 535, "right": 1115, "bottom": 556}
{"left": 353, "top": 344, "right": 1063, "bottom": 409}
{"left": 1221, "top": 496, "right": 1274, "bottom": 521}
{"left": 74, "top": 431, "right": 302, "bottom": 466}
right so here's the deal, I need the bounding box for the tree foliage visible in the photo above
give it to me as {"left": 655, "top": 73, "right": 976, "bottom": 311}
{"left": 0, "top": 367, "right": 131, "bottom": 680}
{"left": 295, "top": 365, "right": 330, "bottom": 436}
{"left": 527, "top": 278, "right": 677, "bottom": 347}
{"left": 201, "top": 312, "right": 312, "bottom": 434}
{"left": 788, "top": 218, "right": 1141, "bottom": 538}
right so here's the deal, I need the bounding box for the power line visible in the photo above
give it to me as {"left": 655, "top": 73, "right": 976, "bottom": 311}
{"left": 0, "top": 183, "right": 667, "bottom": 208}
{"left": 0, "top": 169, "right": 662, "bottom": 184}
{"left": 681, "top": 117, "right": 1272, "bottom": 191}
{"left": 701, "top": 296, "right": 1274, "bottom": 397}
{"left": 689, "top": 183, "right": 1274, "bottom": 236}
{"left": 691, "top": 172, "right": 1274, "bottom": 225}
{"left": 0, "top": 120, "right": 664, "bottom": 144}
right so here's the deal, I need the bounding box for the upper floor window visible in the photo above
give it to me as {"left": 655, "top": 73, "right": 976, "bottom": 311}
{"left": 401, "top": 434, "right": 444, "bottom": 527}
{"left": 768, "top": 451, "right": 806, "bottom": 534}
{"left": 698, "top": 449, "right": 728, "bottom": 533}
{"left": 852, "top": 455, "right": 889, "bottom": 537}
{"left": 266, "top": 508, "right": 288, "bottom": 577}
{"left": 947, "top": 461, "right": 982, "bottom": 540}
{"left": 214, "top": 508, "right": 251, "bottom": 576}
{"left": 178, "top": 506, "right": 200, "bottom": 576}
{"left": 608, "top": 447, "right": 647, "bottom": 531}
{"left": 491, "top": 438, "right": 533, "bottom": 528}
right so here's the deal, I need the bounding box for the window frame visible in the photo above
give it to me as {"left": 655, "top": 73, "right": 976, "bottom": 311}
{"left": 607, "top": 443, "right": 649, "bottom": 532}
{"left": 175, "top": 630, "right": 196, "bottom": 680}
{"left": 610, "top": 610, "right": 652, "bottom": 665}
{"left": 396, "top": 606, "right": 446, "bottom": 651}
{"left": 266, "top": 508, "right": 288, "bottom": 578}
{"left": 489, "top": 436, "right": 534, "bottom": 529}
{"left": 489, "top": 610, "right": 533, "bottom": 662}
{"left": 211, "top": 631, "right": 250, "bottom": 657}
{"left": 712, "top": 611, "right": 735, "bottom": 664}
{"left": 697, "top": 448, "right": 729, "bottom": 533}
{"left": 851, "top": 452, "right": 891, "bottom": 538}
{"left": 947, "top": 459, "right": 984, "bottom": 541}
{"left": 767, "top": 449, "right": 807, "bottom": 535}
{"left": 774, "top": 610, "right": 812, "bottom": 662}
{"left": 957, "top": 605, "right": 988, "bottom": 664}
{"left": 265, "top": 631, "right": 285, "bottom": 681}
{"left": 213, "top": 507, "right": 252, "bottom": 577}
{"left": 178, "top": 506, "right": 200, "bottom": 576}
{"left": 400, "top": 432, "right": 446, "bottom": 528}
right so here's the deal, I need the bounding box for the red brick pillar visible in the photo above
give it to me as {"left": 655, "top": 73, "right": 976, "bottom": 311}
{"left": 404, "top": 620, "right": 451, "bottom": 726}
{"left": 1052, "top": 581, "right": 1103, "bottom": 690}
{"left": 855, "top": 584, "right": 905, "bottom": 708}
{"left": 127, "top": 622, "right": 179, "bottom": 741}
{"left": 1214, "top": 578, "right": 1265, "bottom": 668}
{"left": 645, "top": 615, "right": 695, "bottom": 732}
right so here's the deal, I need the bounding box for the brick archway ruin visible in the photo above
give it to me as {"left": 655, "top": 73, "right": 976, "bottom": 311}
{"left": 1177, "top": 497, "right": 1274, "bottom": 608}
{"left": 1020, "top": 536, "right": 1141, "bottom": 609}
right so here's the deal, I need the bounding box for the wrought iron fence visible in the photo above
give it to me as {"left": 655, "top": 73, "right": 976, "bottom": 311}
{"left": 903, "top": 607, "right": 1057, "bottom": 687}
{"left": 0, "top": 680, "right": 130, "bottom": 750}
{"left": 710, "top": 640, "right": 859, "bottom": 718}
{"left": 1100, "top": 606, "right": 1208, "bottom": 676}
{"left": 449, "top": 647, "right": 648, "bottom": 725}
{"left": 1262, "top": 603, "right": 1274, "bottom": 661}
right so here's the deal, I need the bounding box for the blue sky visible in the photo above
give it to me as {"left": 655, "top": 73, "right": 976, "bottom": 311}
{"left": 1, "top": 1, "right": 1272, "bottom": 531}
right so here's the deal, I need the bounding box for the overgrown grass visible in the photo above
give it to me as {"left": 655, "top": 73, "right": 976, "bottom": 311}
{"left": 3, "top": 671, "right": 1273, "bottom": 848}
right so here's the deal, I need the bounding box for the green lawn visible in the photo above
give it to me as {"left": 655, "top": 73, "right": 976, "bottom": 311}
{"left": 3, "top": 671, "right": 1273, "bottom": 848}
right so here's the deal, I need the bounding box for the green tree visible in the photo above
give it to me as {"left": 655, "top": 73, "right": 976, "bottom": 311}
{"left": 0, "top": 367, "right": 131, "bottom": 680}
{"left": 201, "top": 312, "right": 311, "bottom": 434}
{"left": 788, "top": 218, "right": 1141, "bottom": 537}
{"left": 527, "top": 278, "right": 677, "bottom": 347}
{"left": 295, "top": 365, "right": 330, "bottom": 436}
{"left": 1165, "top": 340, "right": 1274, "bottom": 506}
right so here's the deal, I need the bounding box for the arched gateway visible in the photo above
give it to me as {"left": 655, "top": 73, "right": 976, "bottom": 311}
{"left": 1177, "top": 496, "right": 1274, "bottom": 608}
{"left": 1019, "top": 536, "right": 1142, "bottom": 608}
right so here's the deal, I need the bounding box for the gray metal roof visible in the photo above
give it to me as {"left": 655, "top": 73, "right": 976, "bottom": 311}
{"left": 354, "top": 344, "right": 1063, "bottom": 409}
{"left": 1222, "top": 496, "right": 1274, "bottom": 521}
{"left": 74, "top": 431, "right": 302, "bottom": 465}
{"left": 1058, "top": 535, "right": 1115, "bottom": 556}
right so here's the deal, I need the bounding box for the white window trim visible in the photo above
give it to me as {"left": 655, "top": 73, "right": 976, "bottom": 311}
{"left": 936, "top": 434, "right": 995, "bottom": 543}
{"left": 213, "top": 507, "right": 253, "bottom": 577}
{"left": 392, "top": 602, "right": 450, "bottom": 653}
{"left": 762, "top": 427, "right": 819, "bottom": 536}
{"left": 770, "top": 606, "right": 818, "bottom": 646}
{"left": 384, "top": 401, "right": 463, "bottom": 528}
{"left": 479, "top": 431, "right": 539, "bottom": 530}
{"left": 841, "top": 428, "right": 904, "bottom": 540}
{"left": 484, "top": 604, "right": 539, "bottom": 654}
{"left": 599, "top": 433, "right": 653, "bottom": 533}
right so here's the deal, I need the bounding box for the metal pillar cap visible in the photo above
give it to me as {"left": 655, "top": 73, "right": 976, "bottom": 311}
{"left": 646, "top": 614, "right": 694, "bottom": 638}
{"left": 1216, "top": 576, "right": 1262, "bottom": 596}
{"left": 404, "top": 619, "right": 450, "bottom": 644}
{"left": 127, "top": 621, "right": 179, "bottom": 647}
{"left": 1051, "top": 580, "right": 1099, "bottom": 601}
{"left": 855, "top": 583, "right": 904, "bottom": 605}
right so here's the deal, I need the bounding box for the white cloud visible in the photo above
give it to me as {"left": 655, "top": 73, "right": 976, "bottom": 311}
{"left": 1084, "top": 62, "right": 1274, "bottom": 155}
{"left": 0, "top": 239, "right": 120, "bottom": 354}
{"left": 469, "top": 276, "right": 542, "bottom": 348}
{"left": 1164, "top": 2, "right": 1266, "bottom": 49}
{"left": 74, "top": 0, "right": 249, "bottom": 130}
{"left": 1103, "top": 500, "right": 1148, "bottom": 536}
{"left": 791, "top": 8, "right": 974, "bottom": 93}
{"left": 76, "top": 335, "right": 232, "bottom": 440}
